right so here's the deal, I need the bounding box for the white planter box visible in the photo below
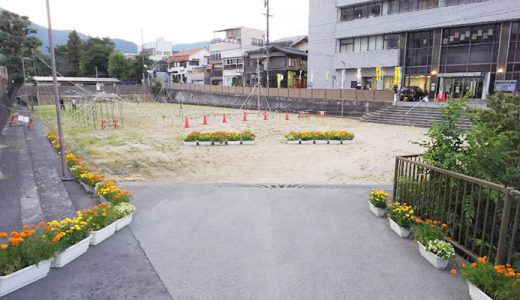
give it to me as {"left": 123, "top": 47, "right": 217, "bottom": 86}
{"left": 368, "top": 201, "right": 386, "bottom": 217}
{"left": 329, "top": 140, "right": 341, "bottom": 145}
{"left": 315, "top": 140, "right": 328, "bottom": 144}
{"left": 183, "top": 141, "right": 198, "bottom": 146}
{"left": 0, "top": 259, "right": 51, "bottom": 297}
{"left": 301, "top": 140, "right": 314, "bottom": 145}
{"left": 468, "top": 283, "right": 493, "bottom": 300}
{"left": 52, "top": 236, "right": 92, "bottom": 268}
{"left": 98, "top": 194, "right": 109, "bottom": 204}
{"left": 388, "top": 218, "right": 411, "bottom": 238}
{"left": 198, "top": 141, "right": 212, "bottom": 146}
{"left": 287, "top": 140, "right": 301, "bottom": 144}
{"left": 89, "top": 222, "right": 117, "bottom": 245}
{"left": 418, "top": 242, "right": 450, "bottom": 269}
{"left": 341, "top": 140, "right": 354, "bottom": 144}
{"left": 212, "top": 142, "right": 224, "bottom": 146}
{"left": 241, "top": 141, "right": 255, "bottom": 145}
{"left": 79, "top": 181, "right": 95, "bottom": 193}
{"left": 116, "top": 214, "right": 133, "bottom": 231}
{"left": 227, "top": 141, "right": 241, "bottom": 145}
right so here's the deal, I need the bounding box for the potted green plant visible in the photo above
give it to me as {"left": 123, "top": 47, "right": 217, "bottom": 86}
{"left": 85, "top": 203, "right": 117, "bottom": 245}
{"left": 387, "top": 202, "right": 414, "bottom": 238}
{"left": 368, "top": 190, "right": 389, "bottom": 217}
{"left": 413, "top": 219, "right": 453, "bottom": 269}
{"left": 48, "top": 213, "right": 91, "bottom": 268}
{"left": 114, "top": 203, "right": 136, "bottom": 231}
{"left": 453, "top": 256, "right": 520, "bottom": 300}
{"left": 0, "top": 227, "right": 57, "bottom": 296}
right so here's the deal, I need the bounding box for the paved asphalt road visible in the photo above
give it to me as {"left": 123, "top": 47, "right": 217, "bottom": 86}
{"left": 124, "top": 182, "right": 470, "bottom": 300}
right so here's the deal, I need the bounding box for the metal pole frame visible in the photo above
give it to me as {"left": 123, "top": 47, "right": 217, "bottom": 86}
{"left": 46, "top": 0, "right": 70, "bottom": 180}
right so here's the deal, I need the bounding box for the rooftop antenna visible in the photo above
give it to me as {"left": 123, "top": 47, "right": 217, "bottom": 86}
{"left": 264, "top": 0, "right": 272, "bottom": 88}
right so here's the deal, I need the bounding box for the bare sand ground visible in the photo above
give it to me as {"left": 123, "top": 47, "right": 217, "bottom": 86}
{"left": 36, "top": 103, "right": 427, "bottom": 184}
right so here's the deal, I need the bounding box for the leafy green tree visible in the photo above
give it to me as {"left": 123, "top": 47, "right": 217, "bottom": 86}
{"left": 419, "top": 94, "right": 469, "bottom": 172}
{"left": 107, "top": 50, "right": 130, "bottom": 80}
{"left": 79, "top": 37, "right": 114, "bottom": 77}
{"left": 465, "top": 93, "right": 520, "bottom": 188}
{"left": 0, "top": 10, "right": 42, "bottom": 95}
{"left": 66, "top": 30, "right": 82, "bottom": 76}
{"left": 126, "top": 52, "right": 152, "bottom": 84}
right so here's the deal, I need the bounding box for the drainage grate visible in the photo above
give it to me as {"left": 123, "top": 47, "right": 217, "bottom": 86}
{"left": 256, "top": 184, "right": 309, "bottom": 189}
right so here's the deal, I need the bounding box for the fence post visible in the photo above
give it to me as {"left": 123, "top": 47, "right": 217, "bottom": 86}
{"left": 496, "top": 188, "right": 514, "bottom": 264}
{"left": 393, "top": 157, "right": 400, "bottom": 201}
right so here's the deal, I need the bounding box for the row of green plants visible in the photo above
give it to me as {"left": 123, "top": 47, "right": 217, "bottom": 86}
{"left": 184, "top": 130, "right": 256, "bottom": 142}
{"left": 369, "top": 190, "right": 520, "bottom": 300}
{"left": 0, "top": 202, "right": 133, "bottom": 276}
{"left": 285, "top": 130, "right": 355, "bottom": 141}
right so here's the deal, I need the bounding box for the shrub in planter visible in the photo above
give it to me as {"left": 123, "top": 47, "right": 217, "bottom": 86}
{"left": 66, "top": 153, "right": 81, "bottom": 168}
{"left": 452, "top": 257, "right": 520, "bottom": 300}
{"left": 83, "top": 203, "right": 117, "bottom": 231}
{"left": 70, "top": 164, "right": 88, "bottom": 179}
{"left": 0, "top": 226, "right": 57, "bottom": 276}
{"left": 388, "top": 202, "right": 414, "bottom": 229}
{"left": 78, "top": 172, "right": 104, "bottom": 189}
{"left": 239, "top": 130, "right": 255, "bottom": 141}
{"left": 45, "top": 213, "right": 90, "bottom": 253}
{"left": 114, "top": 203, "right": 136, "bottom": 219}
{"left": 285, "top": 131, "right": 355, "bottom": 141}
{"left": 185, "top": 131, "right": 256, "bottom": 143}
{"left": 425, "top": 239, "right": 455, "bottom": 260}
{"left": 96, "top": 181, "right": 132, "bottom": 204}
{"left": 369, "top": 190, "right": 389, "bottom": 209}
{"left": 412, "top": 218, "right": 448, "bottom": 245}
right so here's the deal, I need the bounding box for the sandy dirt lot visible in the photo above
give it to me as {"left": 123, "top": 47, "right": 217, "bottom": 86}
{"left": 35, "top": 103, "right": 427, "bottom": 184}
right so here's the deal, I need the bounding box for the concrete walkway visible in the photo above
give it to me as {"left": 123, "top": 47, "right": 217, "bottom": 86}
{"left": 125, "top": 182, "right": 470, "bottom": 300}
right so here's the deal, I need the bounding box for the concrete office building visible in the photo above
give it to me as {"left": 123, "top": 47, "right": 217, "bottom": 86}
{"left": 308, "top": 0, "right": 520, "bottom": 100}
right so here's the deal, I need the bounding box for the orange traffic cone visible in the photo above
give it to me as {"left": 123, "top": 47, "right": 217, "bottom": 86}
{"left": 285, "top": 112, "right": 289, "bottom": 121}
{"left": 264, "top": 111, "right": 268, "bottom": 120}
{"left": 243, "top": 112, "right": 247, "bottom": 121}
{"left": 203, "top": 115, "right": 208, "bottom": 125}
{"left": 185, "top": 117, "right": 190, "bottom": 128}
{"left": 223, "top": 114, "right": 227, "bottom": 123}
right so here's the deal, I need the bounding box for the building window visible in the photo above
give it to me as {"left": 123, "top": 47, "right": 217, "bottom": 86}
{"left": 440, "top": 23, "right": 500, "bottom": 73}
{"left": 384, "top": 34, "right": 400, "bottom": 49}
{"left": 338, "top": 38, "right": 354, "bottom": 52}
{"left": 339, "top": 2, "right": 382, "bottom": 22}
{"left": 189, "top": 60, "right": 200, "bottom": 66}
{"left": 506, "top": 22, "right": 520, "bottom": 83}
{"left": 446, "top": 0, "right": 486, "bottom": 6}
{"left": 388, "top": 0, "right": 438, "bottom": 14}
{"left": 252, "top": 38, "right": 263, "bottom": 46}
{"left": 406, "top": 30, "right": 433, "bottom": 73}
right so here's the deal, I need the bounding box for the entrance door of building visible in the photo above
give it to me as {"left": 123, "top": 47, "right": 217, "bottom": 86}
{"left": 438, "top": 73, "right": 484, "bottom": 100}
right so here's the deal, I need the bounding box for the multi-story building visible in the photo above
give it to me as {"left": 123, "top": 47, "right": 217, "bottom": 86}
{"left": 208, "top": 27, "right": 265, "bottom": 86}
{"left": 309, "top": 0, "right": 520, "bottom": 100}
{"left": 246, "top": 36, "right": 309, "bottom": 88}
{"left": 139, "top": 38, "right": 175, "bottom": 62}
{"left": 168, "top": 48, "right": 210, "bottom": 84}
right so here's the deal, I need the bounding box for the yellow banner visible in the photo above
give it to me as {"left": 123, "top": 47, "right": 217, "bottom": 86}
{"left": 376, "top": 66, "right": 381, "bottom": 81}
{"left": 394, "top": 67, "right": 401, "bottom": 85}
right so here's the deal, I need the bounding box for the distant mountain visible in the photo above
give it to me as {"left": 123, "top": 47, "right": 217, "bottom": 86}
{"left": 31, "top": 22, "right": 138, "bottom": 54}
{"left": 172, "top": 41, "right": 209, "bottom": 51}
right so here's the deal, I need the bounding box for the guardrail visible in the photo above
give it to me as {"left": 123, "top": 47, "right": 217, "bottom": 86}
{"left": 164, "top": 83, "right": 394, "bottom": 102}
{"left": 393, "top": 155, "right": 520, "bottom": 265}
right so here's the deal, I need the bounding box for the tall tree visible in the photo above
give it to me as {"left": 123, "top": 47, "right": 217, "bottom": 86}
{"left": 65, "top": 30, "right": 81, "bottom": 76}
{"left": 79, "top": 37, "right": 114, "bottom": 77}
{"left": 0, "top": 10, "right": 42, "bottom": 94}
{"left": 108, "top": 50, "right": 130, "bottom": 80}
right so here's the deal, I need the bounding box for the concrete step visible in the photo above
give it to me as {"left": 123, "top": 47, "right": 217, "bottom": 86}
{"left": 362, "top": 114, "right": 472, "bottom": 124}
{"left": 24, "top": 121, "right": 76, "bottom": 222}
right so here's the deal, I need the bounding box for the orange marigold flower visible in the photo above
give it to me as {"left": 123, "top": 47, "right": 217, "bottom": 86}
{"left": 471, "top": 263, "right": 477, "bottom": 267}
{"left": 23, "top": 230, "right": 33, "bottom": 237}
{"left": 0, "top": 232, "right": 7, "bottom": 239}
{"left": 31, "top": 225, "right": 36, "bottom": 229}
{"left": 39, "top": 221, "right": 46, "bottom": 227}
{"left": 10, "top": 232, "right": 20, "bottom": 238}
{"left": 1, "top": 244, "right": 8, "bottom": 250}
{"left": 450, "top": 269, "right": 457, "bottom": 275}
{"left": 22, "top": 225, "right": 30, "bottom": 230}
{"left": 460, "top": 263, "right": 467, "bottom": 268}
{"left": 478, "top": 257, "right": 487, "bottom": 263}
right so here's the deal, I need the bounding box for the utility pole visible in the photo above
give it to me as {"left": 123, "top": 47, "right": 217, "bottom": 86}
{"left": 46, "top": 0, "right": 70, "bottom": 180}
{"left": 264, "top": 0, "right": 272, "bottom": 88}
{"left": 21, "top": 57, "right": 29, "bottom": 110}
{"left": 141, "top": 28, "right": 146, "bottom": 86}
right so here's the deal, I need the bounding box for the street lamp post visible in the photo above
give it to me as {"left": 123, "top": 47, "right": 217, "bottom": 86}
{"left": 45, "top": 0, "right": 70, "bottom": 180}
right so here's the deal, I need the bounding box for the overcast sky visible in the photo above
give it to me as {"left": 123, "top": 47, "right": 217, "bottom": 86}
{"left": 0, "top": 0, "right": 309, "bottom": 44}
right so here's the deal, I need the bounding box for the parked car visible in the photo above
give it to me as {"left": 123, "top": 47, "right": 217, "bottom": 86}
{"left": 400, "top": 86, "right": 426, "bottom": 101}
